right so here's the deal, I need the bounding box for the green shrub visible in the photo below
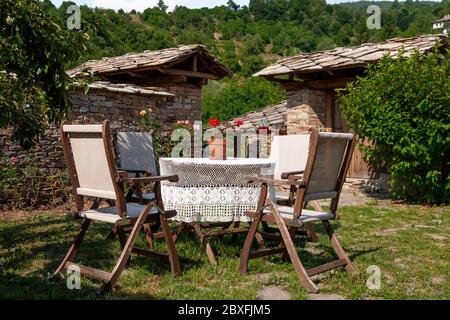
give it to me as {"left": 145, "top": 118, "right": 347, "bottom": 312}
{"left": 201, "top": 77, "right": 286, "bottom": 123}
{"left": 339, "top": 49, "right": 450, "bottom": 203}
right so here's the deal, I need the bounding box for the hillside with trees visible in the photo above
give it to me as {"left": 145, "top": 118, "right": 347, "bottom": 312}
{"left": 40, "top": 0, "right": 450, "bottom": 121}
{"left": 44, "top": 0, "right": 450, "bottom": 72}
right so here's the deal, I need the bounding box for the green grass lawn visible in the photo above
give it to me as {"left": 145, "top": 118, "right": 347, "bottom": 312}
{"left": 0, "top": 203, "right": 448, "bottom": 300}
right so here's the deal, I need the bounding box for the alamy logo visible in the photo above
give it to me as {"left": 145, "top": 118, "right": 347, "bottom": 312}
{"left": 66, "top": 5, "right": 81, "bottom": 30}
{"left": 366, "top": 265, "right": 381, "bottom": 290}
{"left": 66, "top": 264, "right": 81, "bottom": 290}
{"left": 367, "top": 5, "right": 381, "bottom": 30}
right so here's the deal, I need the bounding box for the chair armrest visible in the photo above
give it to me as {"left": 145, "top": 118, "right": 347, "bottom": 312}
{"left": 119, "top": 175, "right": 179, "bottom": 184}
{"left": 119, "top": 168, "right": 152, "bottom": 176}
{"left": 118, "top": 171, "right": 129, "bottom": 179}
{"left": 245, "top": 176, "right": 306, "bottom": 187}
{"left": 281, "top": 170, "right": 305, "bottom": 179}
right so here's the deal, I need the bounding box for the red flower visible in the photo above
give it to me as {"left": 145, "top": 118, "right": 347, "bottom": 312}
{"left": 235, "top": 119, "right": 244, "bottom": 127}
{"left": 208, "top": 118, "right": 220, "bottom": 127}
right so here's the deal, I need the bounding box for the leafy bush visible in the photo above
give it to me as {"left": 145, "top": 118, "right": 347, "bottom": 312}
{"left": 136, "top": 108, "right": 194, "bottom": 158}
{"left": 339, "top": 49, "right": 450, "bottom": 203}
{"left": 201, "top": 77, "right": 286, "bottom": 123}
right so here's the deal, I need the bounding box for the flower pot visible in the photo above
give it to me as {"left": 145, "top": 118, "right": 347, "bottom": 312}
{"left": 208, "top": 137, "right": 227, "bottom": 160}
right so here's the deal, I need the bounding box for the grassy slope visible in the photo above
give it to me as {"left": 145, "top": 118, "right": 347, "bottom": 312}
{"left": 0, "top": 203, "right": 448, "bottom": 300}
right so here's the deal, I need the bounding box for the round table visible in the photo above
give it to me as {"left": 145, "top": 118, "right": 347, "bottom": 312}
{"left": 159, "top": 158, "right": 275, "bottom": 223}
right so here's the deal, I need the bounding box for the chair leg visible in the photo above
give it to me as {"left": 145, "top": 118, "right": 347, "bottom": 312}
{"left": 201, "top": 235, "right": 218, "bottom": 267}
{"left": 106, "top": 226, "right": 117, "bottom": 240}
{"left": 270, "top": 202, "right": 319, "bottom": 294}
{"left": 144, "top": 224, "right": 155, "bottom": 249}
{"left": 282, "top": 227, "right": 297, "bottom": 262}
{"left": 173, "top": 222, "right": 188, "bottom": 242}
{"left": 240, "top": 212, "right": 264, "bottom": 275}
{"left": 231, "top": 221, "right": 240, "bottom": 243}
{"left": 160, "top": 213, "right": 181, "bottom": 277}
{"left": 117, "top": 227, "right": 127, "bottom": 250}
{"left": 306, "top": 200, "right": 322, "bottom": 242}
{"left": 52, "top": 219, "right": 91, "bottom": 279}
{"left": 305, "top": 223, "right": 319, "bottom": 242}
{"left": 99, "top": 205, "right": 152, "bottom": 294}
{"left": 192, "top": 223, "right": 218, "bottom": 267}
{"left": 322, "top": 220, "right": 358, "bottom": 275}
{"left": 254, "top": 232, "right": 266, "bottom": 249}
{"left": 218, "top": 222, "right": 233, "bottom": 241}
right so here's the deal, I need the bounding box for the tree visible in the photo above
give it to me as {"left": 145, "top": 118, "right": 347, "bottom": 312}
{"left": 202, "top": 77, "right": 286, "bottom": 123}
{"left": 157, "top": 0, "right": 168, "bottom": 12}
{"left": 142, "top": 7, "right": 171, "bottom": 28}
{"left": 0, "top": 0, "right": 87, "bottom": 149}
{"left": 240, "top": 55, "right": 265, "bottom": 77}
{"left": 227, "top": 0, "right": 240, "bottom": 11}
{"left": 339, "top": 49, "right": 450, "bottom": 203}
{"left": 316, "top": 36, "right": 336, "bottom": 51}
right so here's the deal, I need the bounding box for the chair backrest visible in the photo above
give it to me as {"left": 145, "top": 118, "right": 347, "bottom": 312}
{"left": 116, "top": 132, "right": 158, "bottom": 176}
{"left": 270, "top": 135, "right": 310, "bottom": 180}
{"left": 61, "top": 121, "right": 126, "bottom": 215}
{"left": 294, "top": 128, "right": 355, "bottom": 216}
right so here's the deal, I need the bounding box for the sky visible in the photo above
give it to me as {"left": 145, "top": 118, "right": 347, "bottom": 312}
{"left": 49, "top": 0, "right": 412, "bottom": 12}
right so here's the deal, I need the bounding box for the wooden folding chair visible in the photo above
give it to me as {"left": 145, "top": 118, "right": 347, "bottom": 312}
{"left": 116, "top": 132, "right": 158, "bottom": 204}
{"left": 52, "top": 121, "right": 181, "bottom": 294}
{"left": 269, "top": 134, "right": 319, "bottom": 242}
{"left": 240, "top": 128, "right": 358, "bottom": 293}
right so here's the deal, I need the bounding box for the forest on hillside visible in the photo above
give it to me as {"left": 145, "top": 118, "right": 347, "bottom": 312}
{"left": 42, "top": 0, "right": 450, "bottom": 75}
{"left": 38, "top": 0, "right": 450, "bottom": 122}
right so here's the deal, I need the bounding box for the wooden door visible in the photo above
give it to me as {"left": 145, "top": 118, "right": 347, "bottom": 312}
{"left": 333, "top": 100, "right": 372, "bottom": 179}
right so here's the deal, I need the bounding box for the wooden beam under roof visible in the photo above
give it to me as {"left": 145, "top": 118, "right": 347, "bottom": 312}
{"left": 126, "top": 75, "right": 188, "bottom": 86}
{"left": 281, "top": 76, "right": 357, "bottom": 91}
{"left": 126, "top": 72, "right": 149, "bottom": 79}
{"left": 157, "top": 68, "right": 221, "bottom": 80}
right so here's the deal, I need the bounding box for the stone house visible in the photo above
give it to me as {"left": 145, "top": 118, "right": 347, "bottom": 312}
{"left": 252, "top": 34, "right": 448, "bottom": 179}
{"left": 68, "top": 44, "right": 232, "bottom": 129}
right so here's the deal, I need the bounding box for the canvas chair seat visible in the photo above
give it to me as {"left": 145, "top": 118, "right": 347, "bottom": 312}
{"left": 79, "top": 203, "right": 159, "bottom": 224}
{"left": 273, "top": 194, "right": 289, "bottom": 202}
{"left": 273, "top": 190, "right": 337, "bottom": 201}
{"left": 263, "top": 206, "right": 336, "bottom": 223}
{"left": 131, "top": 193, "right": 156, "bottom": 202}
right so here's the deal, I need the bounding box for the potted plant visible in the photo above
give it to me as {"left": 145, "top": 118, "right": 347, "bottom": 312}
{"left": 207, "top": 118, "right": 226, "bottom": 160}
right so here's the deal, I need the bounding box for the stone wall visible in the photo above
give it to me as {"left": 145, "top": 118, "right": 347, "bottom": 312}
{"left": 286, "top": 89, "right": 327, "bottom": 134}
{"left": 70, "top": 84, "right": 201, "bottom": 129}
{"left": 0, "top": 84, "right": 202, "bottom": 210}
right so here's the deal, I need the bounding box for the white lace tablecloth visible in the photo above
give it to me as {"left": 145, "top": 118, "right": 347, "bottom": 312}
{"left": 159, "top": 158, "right": 275, "bottom": 223}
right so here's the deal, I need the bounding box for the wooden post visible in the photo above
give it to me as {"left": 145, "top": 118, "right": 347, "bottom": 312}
{"left": 326, "top": 91, "right": 335, "bottom": 132}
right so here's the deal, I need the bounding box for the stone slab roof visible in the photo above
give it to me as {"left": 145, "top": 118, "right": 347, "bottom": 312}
{"left": 254, "top": 35, "right": 447, "bottom": 77}
{"left": 75, "top": 81, "right": 175, "bottom": 97}
{"left": 225, "top": 100, "right": 287, "bottom": 130}
{"left": 433, "top": 15, "right": 450, "bottom": 23}
{"left": 68, "top": 44, "right": 232, "bottom": 78}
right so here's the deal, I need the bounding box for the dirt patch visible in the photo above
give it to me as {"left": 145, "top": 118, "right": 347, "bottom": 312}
{"left": 0, "top": 205, "right": 71, "bottom": 221}
{"left": 308, "top": 293, "right": 345, "bottom": 300}
{"left": 413, "top": 224, "right": 436, "bottom": 229}
{"left": 254, "top": 273, "right": 271, "bottom": 283}
{"left": 304, "top": 245, "right": 324, "bottom": 255}
{"left": 394, "top": 257, "right": 412, "bottom": 269}
{"left": 258, "top": 285, "right": 291, "bottom": 300}
{"left": 375, "top": 228, "right": 401, "bottom": 236}
{"left": 430, "top": 276, "right": 446, "bottom": 285}
{"left": 426, "top": 234, "right": 447, "bottom": 241}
